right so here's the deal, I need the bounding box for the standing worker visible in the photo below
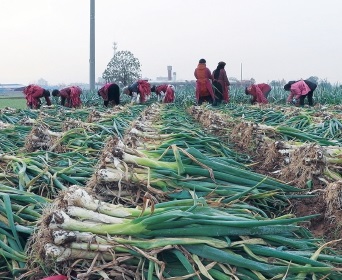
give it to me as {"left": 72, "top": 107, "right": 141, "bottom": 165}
{"left": 98, "top": 83, "right": 121, "bottom": 107}
{"left": 284, "top": 79, "right": 317, "bottom": 106}
{"left": 245, "top": 83, "right": 271, "bottom": 105}
{"left": 151, "top": 84, "right": 176, "bottom": 103}
{"left": 123, "top": 79, "right": 151, "bottom": 104}
{"left": 23, "top": 84, "right": 52, "bottom": 109}
{"left": 52, "top": 86, "right": 82, "bottom": 108}
{"left": 212, "top": 61, "right": 230, "bottom": 105}
{"left": 194, "top": 59, "right": 215, "bottom": 105}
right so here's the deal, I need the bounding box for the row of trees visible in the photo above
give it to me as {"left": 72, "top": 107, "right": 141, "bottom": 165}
{"left": 269, "top": 76, "right": 336, "bottom": 90}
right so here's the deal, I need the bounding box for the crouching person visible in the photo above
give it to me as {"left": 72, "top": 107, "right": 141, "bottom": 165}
{"left": 151, "top": 84, "right": 176, "bottom": 103}
{"left": 98, "top": 83, "right": 121, "bottom": 107}
{"left": 23, "top": 84, "right": 52, "bottom": 109}
{"left": 245, "top": 83, "right": 271, "bottom": 105}
{"left": 52, "top": 86, "right": 82, "bottom": 108}
{"left": 123, "top": 79, "right": 151, "bottom": 104}
{"left": 284, "top": 79, "right": 317, "bottom": 107}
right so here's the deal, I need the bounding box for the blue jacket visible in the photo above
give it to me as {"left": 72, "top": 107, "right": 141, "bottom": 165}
{"left": 128, "top": 82, "right": 139, "bottom": 94}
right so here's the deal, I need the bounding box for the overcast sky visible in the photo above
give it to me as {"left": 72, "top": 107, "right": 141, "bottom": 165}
{"left": 1, "top": 0, "right": 341, "bottom": 86}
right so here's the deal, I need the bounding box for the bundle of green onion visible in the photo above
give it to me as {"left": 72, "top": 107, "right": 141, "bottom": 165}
{"left": 27, "top": 186, "right": 342, "bottom": 280}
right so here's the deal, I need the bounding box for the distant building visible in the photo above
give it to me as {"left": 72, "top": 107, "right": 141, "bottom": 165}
{"left": 228, "top": 78, "right": 254, "bottom": 87}
{"left": 0, "top": 83, "right": 26, "bottom": 95}
{"left": 156, "top": 76, "right": 169, "bottom": 81}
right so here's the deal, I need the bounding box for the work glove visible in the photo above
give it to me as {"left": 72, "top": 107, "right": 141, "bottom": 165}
{"left": 160, "top": 92, "right": 165, "bottom": 103}
{"left": 131, "top": 92, "right": 138, "bottom": 104}
{"left": 290, "top": 98, "right": 297, "bottom": 105}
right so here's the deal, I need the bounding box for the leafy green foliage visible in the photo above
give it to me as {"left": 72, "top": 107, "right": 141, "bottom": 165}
{"left": 102, "top": 50, "right": 141, "bottom": 86}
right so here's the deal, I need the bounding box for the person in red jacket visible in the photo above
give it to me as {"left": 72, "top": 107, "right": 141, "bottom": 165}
{"left": 151, "top": 84, "right": 176, "bottom": 103}
{"left": 98, "top": 83, "right": 120, "bottom": 107}
{"left": 52, "top": 86, "right": 82, "bottom": 108}
{"left": 194, "top": 58, "right": 215, "bottom": 105}
{"left": 212, "top": 61, "right": 230, "bottom": 105}
{"left": 245, "top": 83, "right": 271, "bottom": 105}
{"left": 23, "top": 84, "right": 52, "bottom": 109}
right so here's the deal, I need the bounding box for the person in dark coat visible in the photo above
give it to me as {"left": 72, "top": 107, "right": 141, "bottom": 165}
{"left": 98, "top": 83, "right": 120, "bottom": 107}
{"left": 284, "top": 79, "right": 317, "bottom": 106}
{"left": 212, "top": 61, "right": 230, "bottom": 105}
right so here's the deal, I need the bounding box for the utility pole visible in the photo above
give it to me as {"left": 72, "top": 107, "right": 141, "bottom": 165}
{"left": 240, "top": 63, "right": 243, "bottom": 82}
{"left": 89, "top": 0, "right": 95, "bottom": 90}
{"left": 113, "top": 42, "right": 118, "bottom": 57}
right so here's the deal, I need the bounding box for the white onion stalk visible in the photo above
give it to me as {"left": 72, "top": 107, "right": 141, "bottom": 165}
{"left": 45, "top": 244, "right": 115, "bottom": 262}
{"left": 64, "top": 186, "right": 150, "bottom": 217}
{"left": 49, "top": 211, "right": 111, "bottom": 231}
{"left": 51, "top": 230, "right": 229, "bottom": 249}
{"left": 43, "top": 129, "right": 63, "bottom": 137}
{"left": 129, "top": 127, "right": 170, "bottom": 139}
{"left": 96, "top": 168, "right": 123, "bottom": 182}
{"left": 96, "top": 168, "right": 147, "bottom": 184}
{"left": 120, "top": 151, "right": 178, "bottom": 170}
{"left": 0, "top": 121, "right": 13, "bottom": 129}
{"left": 52, "top": 230, "right": 107, "bottom": 245}
{"left": 66, "top": 206, "right": 125, "bottom": 224}
{"left": 133, "top": 121, "right": 159, "bottom": 132}
{"left": 48, "top": 210, "right": 144, "bottom": 235}
{"left": 69, "top": 242, "right": 117, "bottom": 252}
{"left": 21, "top": 117, "right": 37, "bottom": 125}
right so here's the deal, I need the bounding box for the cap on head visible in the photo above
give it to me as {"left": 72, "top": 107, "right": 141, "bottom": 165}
{"left": 218, "top": 61, "right": 226, "bottom": 66}
{"left": 199, "top": 58, "right": 206, "bottom": 63}
{"left": 284, "top": 81, "right": 295, "bottom": 91}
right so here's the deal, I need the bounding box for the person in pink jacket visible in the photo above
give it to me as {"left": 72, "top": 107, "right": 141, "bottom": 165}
{"left": 284, "top": 79, "right": 317, "bottom": 106}
{"left": 245, "top": 83, "right": 271, "bottom": 105}
{"left": 52, "top": 86, "right": 82, "bottom": 108}
{"left": 194, "top": 58, "right": 215, "bottom": 105}
{"left": 23, "top": 84, "right": 52, "bottom": 109}
{"left": 151, "top": 84, "right": 176, "bottom": 103}
{"left": 212, "top": 61, "right": 230, "bottom": 105}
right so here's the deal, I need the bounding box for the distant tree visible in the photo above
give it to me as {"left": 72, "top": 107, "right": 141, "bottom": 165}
{"left": 102, "top": 50, "right": 141, "bottom": 86}
{"left": 229, "top": 77, "right": 239, "bottom": 82}
{"left": 37, "top": 78, "right": 48, "bottom": 86}
{"left": 270, "top": 80, "right": 279, "bottom": 87}
{"left": 270, "top": 79, "right": 286, "bottom": 87}
{"left": 319, "top": 78, "right": 332, "bottom": 90}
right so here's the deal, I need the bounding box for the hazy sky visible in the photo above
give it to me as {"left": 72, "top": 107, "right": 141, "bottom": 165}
{"left": 1, "top": 0, "right": 342, "bottom": 86}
